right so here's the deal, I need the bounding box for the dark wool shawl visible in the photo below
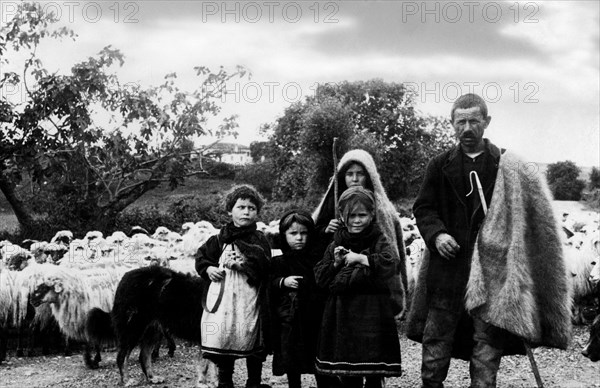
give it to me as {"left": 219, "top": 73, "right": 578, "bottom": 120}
{"left": 465, "top": 150, "right": 572, "bottom": 349}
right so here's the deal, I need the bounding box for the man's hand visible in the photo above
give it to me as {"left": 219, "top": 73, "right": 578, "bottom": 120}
{"left": 207, "top": 266, "right": 225, "bottom": 282}
{"left": 283, "top": 275, "right": 303, "bottom": 289}
{"left": 325, "top": 219, "right": 343, "bottom": 234}
{"left": 435, "top": 233, "right": 460, "bottom": 260}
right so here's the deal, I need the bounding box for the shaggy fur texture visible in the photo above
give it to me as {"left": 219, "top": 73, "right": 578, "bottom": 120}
{"left": 465, "top": 150, "right": 572, "bottom": 349}
{"left": 111, "top": 266, "right": 207, "bottom": 386}
{"left": 28, "top": 264, "right": 126, "bottom": 368}
{"left": 312, "top": 149, "right": 407, "bottom": 315}
{"left": 582, "top": 314, "right": 600, "bottom": 362}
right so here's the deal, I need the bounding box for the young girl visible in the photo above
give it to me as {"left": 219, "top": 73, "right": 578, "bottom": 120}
{"left": 314, "top": 187, "right": 402, "bottom": 388}
{"left": 270, "top": 210, "right": 340, "bottom": 388}
{"left": 195, "top": 185, "right": 272, "bottom": 388}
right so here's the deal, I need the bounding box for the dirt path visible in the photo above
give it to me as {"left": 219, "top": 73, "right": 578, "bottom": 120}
{"left": 1, "top": 325, "right": 598, "bottom": 388}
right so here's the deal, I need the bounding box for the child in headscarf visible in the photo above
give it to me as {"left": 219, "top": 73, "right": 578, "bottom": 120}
{"left": 270, "top": 210, "right": 340, "bottom": 388}
{"left": 314, "top": 187, "right": 403, "bottom": 388}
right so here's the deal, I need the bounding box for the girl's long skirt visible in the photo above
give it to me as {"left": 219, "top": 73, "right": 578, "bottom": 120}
{"left": 315, "top": 293, "right": 402, "bottom": 376}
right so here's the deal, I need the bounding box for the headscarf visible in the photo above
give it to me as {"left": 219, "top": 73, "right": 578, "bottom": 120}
{"left": 312, "top": 149, "right": 405, "bottom": 262}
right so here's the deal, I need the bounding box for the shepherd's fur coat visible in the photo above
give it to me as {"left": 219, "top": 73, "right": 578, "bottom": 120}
{"left": 312, "top": 149, "right": 407, "bottom": 315}
{"left": 464, "top": 150, "right": 572, "bottom": 349}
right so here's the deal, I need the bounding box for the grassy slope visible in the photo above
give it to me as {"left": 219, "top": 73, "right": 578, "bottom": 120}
{"left": 126, "top": 177, "right": 236, "bottom": 212}
{"left": 0, "top": 177, "right": 237, "bottom": 235}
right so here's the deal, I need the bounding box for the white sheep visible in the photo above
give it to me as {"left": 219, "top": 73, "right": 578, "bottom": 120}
{"left": 51, "top": 230, "right": 74, "bottom": 246}
{"left": 563, "top": 242, "right": 599, "bottom": 324}
{"left": 590, "top": 259, "right": 600, "bottom": 283}
{"left": 152, "top": 226, "right": 172, "bottom": 242}
{"left": 28, "top": 264, "right": 128, "bottom": 368}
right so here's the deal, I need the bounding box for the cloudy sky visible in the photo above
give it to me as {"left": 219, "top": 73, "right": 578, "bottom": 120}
{"left": 2, "top": 0, "right": 599, "bottom": 166}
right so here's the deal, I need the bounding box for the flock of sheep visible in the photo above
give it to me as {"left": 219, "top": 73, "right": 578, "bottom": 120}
{"left": 0, "top": 207, "right": 598, "bottom": 368}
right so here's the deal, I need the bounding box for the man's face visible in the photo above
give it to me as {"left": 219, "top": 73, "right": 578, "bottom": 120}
{"left": 452, "top": 107, "right": 491, "bottom": 151}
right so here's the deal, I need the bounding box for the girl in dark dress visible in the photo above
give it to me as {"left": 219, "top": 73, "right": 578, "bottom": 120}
{"left": 314, "top": 187, "right": 402, "bottom": 388}
{"left": 270, "top": 210, "right": 340, "bottom": 388}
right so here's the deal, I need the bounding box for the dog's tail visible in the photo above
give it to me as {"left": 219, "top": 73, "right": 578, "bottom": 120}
{"left": 85, "top": 307, "right": 115, "bottom": 344}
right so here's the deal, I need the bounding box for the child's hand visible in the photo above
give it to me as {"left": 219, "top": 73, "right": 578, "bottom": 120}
{"left": 334, "top": 246, "right": 349, "bottom": 267}
{"left": 283, "top": 275, "right": 303, "bottom": 289}
{"left": 325, "top": 219, "right": 343, "bottom": 234}
{"left": 207, "top": 266, "right": 225, "bottom": 282}
{"left": 344, "top": 251, "right": 369, "bottom": 266}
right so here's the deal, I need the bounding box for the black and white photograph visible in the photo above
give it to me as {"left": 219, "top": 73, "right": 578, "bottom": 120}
{"left": 0, "top": 1, "right": 599, "bottom": 387}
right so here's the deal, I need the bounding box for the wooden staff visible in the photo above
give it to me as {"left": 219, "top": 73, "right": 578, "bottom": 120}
{"left": 332, "top": 137, "right": 339, "bottom": 219}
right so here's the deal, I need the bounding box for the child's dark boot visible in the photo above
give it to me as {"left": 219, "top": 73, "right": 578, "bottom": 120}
{"left": 245, "top": 356, "right": 271, "bottom": 388}
{"left": 217, "top": 359, "right": 234, "bottom": 388}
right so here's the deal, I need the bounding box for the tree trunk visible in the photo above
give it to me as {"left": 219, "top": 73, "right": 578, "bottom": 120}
{"left": 0, "top": 172, "right": 36, "bottom": 231}
{"left": 88, "top": 179, "right": 161, "bottom": 232}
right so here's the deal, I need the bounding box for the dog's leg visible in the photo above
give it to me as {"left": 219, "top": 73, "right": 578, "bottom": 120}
{"left": 165, "top": 330, "right": 176, "bottom": 357}
{"left": 117, "top": 342, "right": 135, "bottom": 386}
{"left": 140, "top": 323, "right": 164, "bottom": 384}
{"left": 93, "top": 343, "right": 102, "bottom": 365}
{"left": 0, "top": 328, "right": 7, "bottom": 364}
{"left": 151, "top": 329, "right": 163, "bottom": 361}
{"left": 83, "top": 343, "right": 97, "bottom": 369}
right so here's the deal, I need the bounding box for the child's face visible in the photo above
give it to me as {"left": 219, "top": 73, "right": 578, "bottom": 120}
{"left": 344, "top": 163, "right": 367, "bottom": 188}
{"left": 285, "top": 222, "right": 308, "bottom": 251}
{"left": 229, "top": 198, "right": 258, "bottom": 227}
{"left": 346, "top": 203, "right": 373, "bottom": 234}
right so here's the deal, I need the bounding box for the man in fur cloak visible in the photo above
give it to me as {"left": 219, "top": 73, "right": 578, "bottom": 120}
{"left": 407, "top": 94, "right": 571, "bottom": 388}
{"left": 312, "top": 149, "right": 407, "bottom": 316}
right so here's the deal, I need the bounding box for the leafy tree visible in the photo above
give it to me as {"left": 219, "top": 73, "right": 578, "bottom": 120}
{"left": 0, "top": 3, "right": 246, "bottom": 236}
{"left": 546, "top": 161, "right": 586, "bottom": 200}
{"left": 260, "top": 80, "right": 454, "bottom": 200}
{"left": 249, "top": 141, "right": 270, "bottom": 163}
{"left": 589, "top": 167, "right": 600, "bottom": 189}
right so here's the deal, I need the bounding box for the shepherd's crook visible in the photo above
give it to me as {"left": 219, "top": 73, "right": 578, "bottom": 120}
{"left": 332, "top": 137, "right": 339, "bottom": 218}
{"left": 475, "top": 178, "right": 544, "bottom": 388}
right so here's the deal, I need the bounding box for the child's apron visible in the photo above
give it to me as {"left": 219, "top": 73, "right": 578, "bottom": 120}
{"left": 201, "top": 243, "right": 261, "bottom": 357}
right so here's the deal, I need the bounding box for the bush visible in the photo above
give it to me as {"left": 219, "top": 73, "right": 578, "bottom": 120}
{"left": 115, "top": 204, "right": 179, "bottom": 234}
{"left": 235, "top": 161, "right": 277, "bottom": 198}
{"left": 590, "top": 167, "right": 600, "bottom": 189}
{"left": 546, "top": 161, "right": 586, "bottom": 200}
{"left": 203, "top": 159, "right": 236, "bottom": 180}
{"left": 259, "top": 197, "right": 321, "bottom": 224}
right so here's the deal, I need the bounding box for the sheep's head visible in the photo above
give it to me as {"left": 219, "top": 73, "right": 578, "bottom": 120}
{"left": 51, "top": 230, "right": 74, "bottom": 246}
{"left": 181, "top": 222, "right": 196, "bottom": 234}
{"left": 30, "top": 281, "right": 63, "bottom": 307}
{"left": 6, "top": 251, "right": 32, "bottom": 270}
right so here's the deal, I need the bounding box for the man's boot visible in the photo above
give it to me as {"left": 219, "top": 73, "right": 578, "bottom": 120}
{"left": 470, "top": 340, "right": 503, "bottom": 388}
{"left": 470, "top": 318, "right": 504, "bottom": 388}
{"left": 421, "top": 308, "right": 459, "bottom": 388}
